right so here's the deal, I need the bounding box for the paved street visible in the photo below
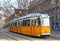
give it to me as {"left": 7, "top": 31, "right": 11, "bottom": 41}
{"left": 0, "top": 28, "right": 60, "bottom": 41}
{"left": 51, "top": 29, "right": 60, "bottom": 38}
{"left": 0, "top": 29, "right": 16, "bottom": 41}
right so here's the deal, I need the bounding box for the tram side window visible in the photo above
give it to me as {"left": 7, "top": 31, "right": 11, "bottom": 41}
{"left": 18, "top": 21, "right": 20, "bottom": 26}
{"left": 37, "top": 18, "right": 41, "bottom": 25}
{"left": 18, "top": 20, "right": 23, "bottom": 26}
{"left": 18, "top": 20, "right": 20, "bottom": 26}
{"left": 31, "top": 18, "right": 41, "bottom": 26}
{"left": 23, "top": 19, "right": 30, "bottom": 26}
{"left": 23, "top": 20, "right": 26, "bottom": 26}
{"left": 12, "top": 23, "right": 14, "bottom": 26}
{"left": 12, "top": 22, "right": 15, "bottom": 26}
{"left": 17, "top": 21, "right": 18, "bottom": 26}
{"left": 11, "top": 22, "right": 13, "bottom": 26}
{"left": 15, "top": 22, "right": 17, "bottom": 26}
{"left": 21, "top": 21, "right": 23, "bottom": 26}
{"left": 10, "top": 23, "right": 12, "bottom": 26}
{"left": 26, "top": 20, "right": 30, "bottom": 26}
{"left": 31, "top": 19, "right": 36, "bottom": 26}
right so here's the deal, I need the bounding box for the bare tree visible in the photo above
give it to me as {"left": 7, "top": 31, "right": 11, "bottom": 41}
{"left": 17, "top": 0, "right": 30, "bottom": 9}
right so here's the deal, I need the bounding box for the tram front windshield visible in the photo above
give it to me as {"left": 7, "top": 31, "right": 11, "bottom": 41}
{"left": 40, "top": 16, "right": 50, "bottom": 26}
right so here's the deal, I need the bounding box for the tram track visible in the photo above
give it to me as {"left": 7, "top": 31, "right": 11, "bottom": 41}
{"left": 4, "top": 31, "right": 30, "bottom": 40}
{"left": 0, "top": 29, "right": 60, "bottom": 41}
{"left": 4, "top": 31, "right": 60, "bottom": 40}
{"left": 0, "top": 31, "right": 11, "bottom": 40}
{"left": 0, "top": 31, "right": 18, "bottom": 41}
{"left": 0, "top": 28, "right": 31, "bottom": 40}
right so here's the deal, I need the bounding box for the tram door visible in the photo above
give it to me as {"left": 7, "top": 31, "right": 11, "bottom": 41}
{"left": 31, "top": 17, "right": 41, "bottom": 36}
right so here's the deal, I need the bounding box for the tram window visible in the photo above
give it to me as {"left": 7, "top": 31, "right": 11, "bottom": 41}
{"left": 26, "top": 20, "right": 30, "bottom": 26}
{"left": 23, "top": 20, "right": 26, "bottom": 26}
{"left": 13, "top": 23, "right": 15, "bottom": 26}
{"left": 10, "top": 23, "right": 12, "bottom": 26}
{"left": 15, "top": 22, "right": 17, "bottom": 26}
{"left": 36, "top": 20, "right": 39, "bottom": 26}
{"left": 23, "top": 19, "right": 30, "bottom": 26}
{"left": 21, "top": 21, "right": 23, "bottom": 26}
{"left": 18, "top": 20, "right": 23, "bottom": 26}
{"left": 9, "top": 23, "right": 10, "bottom": 26}
{"left": 18, "top": 20, "right": 21, "bottom": 26}
{"left": 37, "top": 18, "right": 41, "bottom": 25}
{"left": 11, "top": 22, "right": 13, "bottom": 26}
{"left": 19, "top": 19, "right": 30, "bottom": 26}
{"left": 12, "top": 23, "right": 13, "bottom": 26}
{"left": 13, "top": 22, "right": 15, "bottom": 26}
{"left": 18, "top": 21, "right": 20, "bottom": 26}
{"left": 31, "top": 18, "right": 41, "bottom": 26}
{"left": 31, "top": 19, "right": 36, "bottom": 26}
{"left": 17, "top": 21, "right": 18, "bottom": 26}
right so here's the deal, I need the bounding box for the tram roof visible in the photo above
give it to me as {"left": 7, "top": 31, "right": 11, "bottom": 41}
{"left": 9, "top": 13, "right": 48, "bottom": 23}
{"left": 18, "top": 13, "right": 48, "bottom": 19}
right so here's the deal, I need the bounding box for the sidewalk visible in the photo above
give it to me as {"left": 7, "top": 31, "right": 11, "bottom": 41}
{"left": 51, "top": 29, "right": 60, "bottom": 38}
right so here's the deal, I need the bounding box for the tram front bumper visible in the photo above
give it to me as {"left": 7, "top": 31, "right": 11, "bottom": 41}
{"left": 42, "top": 33, "right": 50, "bottom": 35}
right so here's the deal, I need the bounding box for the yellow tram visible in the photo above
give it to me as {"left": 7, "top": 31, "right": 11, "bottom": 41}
{"left": 8, "top": 13, "right": 51, "bottom": 37}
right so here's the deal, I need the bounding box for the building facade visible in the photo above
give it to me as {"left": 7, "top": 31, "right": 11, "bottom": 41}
{"left": 28, "top": 0, "right": 60, "bottom": 29}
